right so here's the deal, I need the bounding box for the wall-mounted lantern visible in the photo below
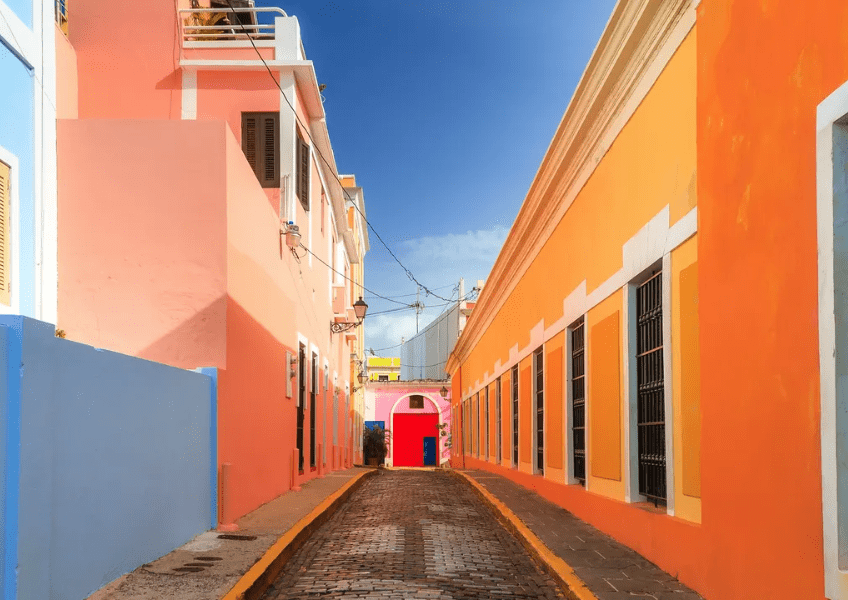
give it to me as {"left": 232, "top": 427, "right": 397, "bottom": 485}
{"left": 439, "top": 386, "right": 449, "bottom": 399}
{"left": 330, "top": 296, "right": 368, "bottom": 334}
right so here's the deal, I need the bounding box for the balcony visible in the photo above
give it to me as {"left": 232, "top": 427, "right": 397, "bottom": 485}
{"left": 179, "top": 6, "right": 287, "bottom": 49}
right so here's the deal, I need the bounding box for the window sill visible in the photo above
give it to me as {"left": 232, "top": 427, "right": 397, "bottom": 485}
{"left": 632, "top": 501, "right": 667, "bottom": 515}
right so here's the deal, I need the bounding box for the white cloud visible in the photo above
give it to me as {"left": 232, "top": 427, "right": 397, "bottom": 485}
{"left": 364, "top": 226, "right": 509, "bottom": 355}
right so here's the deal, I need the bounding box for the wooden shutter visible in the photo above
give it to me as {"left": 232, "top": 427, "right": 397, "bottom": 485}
{"left": 0, "top": 161, "right": 9, "bottom": 306}
{"left": 296, "top": 132, "right": 310, "bottom": 211}
{"left": 241, "top": 112, "right": 279, "bottom": 188}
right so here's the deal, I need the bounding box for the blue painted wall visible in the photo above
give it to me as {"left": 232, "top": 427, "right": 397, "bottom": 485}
{"left": 0, "top": 316, "right": 216, "bottom": 600}
{"left": 0, "top": 36, "right": 35, "bottom": 316}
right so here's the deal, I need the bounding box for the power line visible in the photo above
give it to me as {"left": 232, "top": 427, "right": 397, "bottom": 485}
{"left": 299, "top": 244, "right": 409, "bottom": 306}
{"left": 222, "top": 0, "right": 456, "bottom": 303}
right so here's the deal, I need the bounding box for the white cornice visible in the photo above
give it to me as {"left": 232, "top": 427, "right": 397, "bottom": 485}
{"left": 448, "top": 0, "right": 696, "bottom": 373}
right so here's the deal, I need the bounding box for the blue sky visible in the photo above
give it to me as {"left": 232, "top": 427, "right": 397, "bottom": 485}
{"left": 257, "top": 0, "right": 617, "bottom": 355}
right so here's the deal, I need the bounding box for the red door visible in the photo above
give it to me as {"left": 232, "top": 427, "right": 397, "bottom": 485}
{"left": 393, "top": 413, "right": 439, "bottom": 467}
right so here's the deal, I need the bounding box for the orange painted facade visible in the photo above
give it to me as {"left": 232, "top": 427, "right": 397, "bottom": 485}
{"left": 448, "top": 1, "right": 848, "bottom": 598}
{"left": 56, "top": 2, "right": 368, "bottom": 524}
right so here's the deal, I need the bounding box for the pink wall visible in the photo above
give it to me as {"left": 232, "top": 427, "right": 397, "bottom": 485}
{"left": 70, "top": 0, "right": 181, "bottom": 119}
{"left": 55, "top": 28, "right": 78, "bottom": 120}
{"left": 57, "top": 119, "right": 227, "bottom": 369}
{"left": 371, "top": 385, "right": 452, "bottom": 464}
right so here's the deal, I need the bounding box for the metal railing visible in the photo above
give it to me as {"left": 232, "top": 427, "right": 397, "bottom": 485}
{"left": 55, "top": 0, "right": 68, "bottom": 35}
{"left": 179, "top": 6, "right": 287, "bottom": 44}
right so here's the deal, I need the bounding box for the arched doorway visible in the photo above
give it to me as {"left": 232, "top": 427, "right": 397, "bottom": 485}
{"left": 390, "top": 394, "right": 441, "bottom": 467}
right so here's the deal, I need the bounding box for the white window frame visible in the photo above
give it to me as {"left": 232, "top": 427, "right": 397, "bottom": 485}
{"left": 623, "top": 259, "right": 674, "bottom": 514}
{"left": 817, "top": 79, "right": 848, "bottom": 600}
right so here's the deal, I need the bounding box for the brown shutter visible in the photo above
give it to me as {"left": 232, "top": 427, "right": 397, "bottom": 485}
{"left": 0, "top": 161, "right": 9, "bottom": 306}
{"left": 242, "top": 112, "right": 279, "bottom": 188}
{"left": 297, "top": 133, "right": 310, "bottom": 211}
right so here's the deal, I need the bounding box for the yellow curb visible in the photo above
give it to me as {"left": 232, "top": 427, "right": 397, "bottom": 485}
{"left": 221, "top": 469, "right": 376, "bottom": 600}
{"left": 451, "top": 470, "right": 599, "bottom": 600}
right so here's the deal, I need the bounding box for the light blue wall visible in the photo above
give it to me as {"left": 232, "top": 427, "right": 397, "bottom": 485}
{"left": 834, "top": 124, "right": 848, "bottom": 570}
{"left": 0, "top": 316, "right": 216, "bottom": 600}
{"left": 0, "top": 40, "right": 35, "bottom": 316}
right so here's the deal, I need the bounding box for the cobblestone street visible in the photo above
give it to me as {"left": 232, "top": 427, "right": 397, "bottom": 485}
{"left": 262, "top": 470, "right": 564, "bottom": 599}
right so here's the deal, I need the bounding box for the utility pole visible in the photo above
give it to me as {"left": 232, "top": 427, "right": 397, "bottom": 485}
{"left": 411, "top": 288, "right": 424, "bottom": 334}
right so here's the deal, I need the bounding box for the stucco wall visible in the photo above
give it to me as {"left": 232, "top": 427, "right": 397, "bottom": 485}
{"left": 0, "top": 316, "right": 215, "bottom": 600}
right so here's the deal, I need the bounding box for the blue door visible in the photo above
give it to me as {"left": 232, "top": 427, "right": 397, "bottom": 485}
{"left": 423, "top": 437, "right": 437, "bottom": 466}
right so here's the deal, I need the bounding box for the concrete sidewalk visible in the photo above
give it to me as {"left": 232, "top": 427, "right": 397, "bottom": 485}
{"left": 456, "top": 469, "right": 704, "bottom": 600}
{"left": 87, "top": 468, "right": 370, "bottom": 600}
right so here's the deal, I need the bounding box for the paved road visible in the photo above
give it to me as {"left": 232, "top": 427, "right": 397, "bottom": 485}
{"left": 262, "top": 470, "right": 564, "bottom": 599}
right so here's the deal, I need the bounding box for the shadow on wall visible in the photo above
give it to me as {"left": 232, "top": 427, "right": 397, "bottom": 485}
{"left": 137, "top": 295, "right": 228, "bottom": 369}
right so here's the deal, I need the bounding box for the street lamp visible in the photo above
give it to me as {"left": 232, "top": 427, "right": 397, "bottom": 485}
{"left": 331, "top": 296, "right": 369, "bottom": 334}
{"left": 439, "top": 386, "right": 449, "bottom": 399}
{"left": 357, "top": 370, "right": 367, "bottom": 385}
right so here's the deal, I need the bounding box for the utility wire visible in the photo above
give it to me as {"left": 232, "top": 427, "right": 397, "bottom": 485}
{"left": 222, "top": 0, "right": 457, "bottom": 303}
{"left": 299, "top": 244, "right": 409, "bottom": 306}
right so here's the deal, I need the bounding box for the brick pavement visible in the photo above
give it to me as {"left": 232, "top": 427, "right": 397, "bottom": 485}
{"left": 262, "top": 470, "right": 565, "bottom": 599}
{"left": 459, "top": 469, "right": 704, "bottom": 600}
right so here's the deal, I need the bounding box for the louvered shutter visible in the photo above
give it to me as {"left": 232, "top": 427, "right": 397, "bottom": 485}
{"left": 241, "top": 112, "right": 279, "bottom": 188}
{"left": 0, "top": 161, "right": 9, "bottom": 306}
{"left": 296, "top": 133, "right": 310, "bottom": 211}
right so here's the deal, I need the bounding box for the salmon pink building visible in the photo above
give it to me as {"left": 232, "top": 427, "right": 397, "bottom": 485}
{"left": 364, "top": 381, "right": 451, "bottom": 468}
{"left": 53, "top": 1, "right": 368, "bottom": 525}
{"left": 448, "top": 1, "right": 848, "bottom": 599}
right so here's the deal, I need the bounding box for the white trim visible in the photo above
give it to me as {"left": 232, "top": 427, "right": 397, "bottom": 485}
{"left": 623, "top": 283, "right": 641, "bottom": 502}
{"left": 662, "top": 253, "right": 675, "bottom": 516}
{"left": 463, "top": 204, "right": 697, "bottom": 400}
{"left": 0, "top": 148, "right": 21, "bottom": 316}
{"left": 584, "top": 311, "right": 591, "bottom": 492}
{"left": 181, "top": 70, "right": 197, "bottom": 120}
{"left": 0, "top": 0, "right": 36, "bottom": 68}
{"left": 565, "top": 321, "right": 575, "bottom": 484}
{"left": 817, "top": 79, "right": 848, "bottom": 600}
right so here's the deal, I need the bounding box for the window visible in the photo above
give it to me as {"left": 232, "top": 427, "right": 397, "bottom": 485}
{"left": 496, "top": 377, "right": 502, "bottom": 463}
{"left": 637, "top": 271, "right": 666, "bottom": 504}
{"left": 378, "top": 375, "right": 389, "bottom": 382}
{"left": 297, "top": 344, "right": 306, "bottom": 473}
{"left": 0, "top": 161, "right": 10, "bottom": 306}
{"left": 409, "top": 395, "right": 424, "bottom": 409}
{"left": 55, "top": 0, "right": 68, "bottom": 35}
{"left": 571, "top": 319, "right": 586, "bottom": 484}
{"left": 484, "top": 386, "right": 490, "bottom": 459}
{"left": 512, "top": 365, "right": 519, "bottom": 467}
{"left": 296, "top": 130, "right": 310, "bottom": 211}
{"left": 310, "top": 352, "right": 318, "bottom": 468}
{"left": 534, "top": 347, "right": 544, "bottom": 474}
{"left": 242, "top": 112, "right": 280, "bottom": 188}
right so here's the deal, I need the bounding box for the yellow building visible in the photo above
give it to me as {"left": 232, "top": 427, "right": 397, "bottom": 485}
{"left": 367, "top": 357, "right": 401, "bottom": 382}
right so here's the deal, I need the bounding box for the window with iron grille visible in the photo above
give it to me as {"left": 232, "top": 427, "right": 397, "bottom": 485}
{"left": 297, "top": 344, "right": 306, "bottom": 473}
{"left": 485, "top": 386, "right": 490, "bottom": 459}
{"left": 475, "top": 393, "right": 480, "bottom": 457}
{"left": 496, "top": 377, "right": 502, "bottom": 463}
{"left": 637, "top": 271, "right": 666, "bottom": 504}
{"left": 242, "top": 112, "right": 280, "bottom": 188}
{"left": 296, "top": 130, "right": 310, "bottom": 211}
{"left": 512, "top": 365, "right": 519, "bottom": 467}
{"left": 409, "top": 395, "right": 424, "bottom": 409}
{"left": 310, "top": 352, "right": 317, "bottom": 468}
{"left": 571, "top": 319, "right": 586, "bottom": 484}
{"left": 534, "top": 347, "right": 544, "bottom": 474}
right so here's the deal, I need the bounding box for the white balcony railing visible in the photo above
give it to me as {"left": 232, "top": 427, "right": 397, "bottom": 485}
{"left": 179, "top": 6, "right": 287, "bottom": 45}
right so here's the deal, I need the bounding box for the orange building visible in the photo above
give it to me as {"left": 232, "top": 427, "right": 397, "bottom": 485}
{"left": 448, "top": 1, "right": 848, "bottom": 598}
{"left": 54, "top": 2, "right": 368, "bottom": 525}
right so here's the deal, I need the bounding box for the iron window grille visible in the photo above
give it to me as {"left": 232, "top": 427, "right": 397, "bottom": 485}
{"left": 512, "top": 365, "right": 519, "bottom": 467}
{"left": 310, "top": 352, "right": 317, "bottom": 467}
{"left": 571, "top": 319, "right": 586, "bottom": 484}
{"left": 297, "top": 344, "right": 306, "bottom": 473}
{"left": 485, "top": 387, "right": 490, "bottom": 459}
{"left": 534, "top": 347, "right": 544, "bottom": 475}
{"left": 637, "top": 271, "right": 666, "bottom": 504}
{"left": 496, "top": 377, "right": 502, "bottom": 463}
